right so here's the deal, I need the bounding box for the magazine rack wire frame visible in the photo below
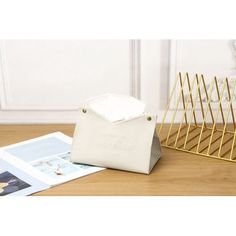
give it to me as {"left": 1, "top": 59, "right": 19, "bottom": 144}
{"left": 158, "top": 72, "right": 236, "bottom": 163}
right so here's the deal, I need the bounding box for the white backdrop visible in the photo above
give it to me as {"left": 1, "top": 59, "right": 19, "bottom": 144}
{"left": 0, "top": 40, "right": 234, "bottom": 123}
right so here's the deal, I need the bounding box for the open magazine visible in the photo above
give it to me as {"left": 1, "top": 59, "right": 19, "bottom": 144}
{"left": 0, "top": 132, "right": 105, "bottom": 196}
{"left": 0, "top": 159, "right": 49, "bottom": 196}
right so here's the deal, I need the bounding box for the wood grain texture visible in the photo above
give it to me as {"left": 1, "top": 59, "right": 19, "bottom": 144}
{"left": 0, "top": 124, "right": 236, "bottom": 195}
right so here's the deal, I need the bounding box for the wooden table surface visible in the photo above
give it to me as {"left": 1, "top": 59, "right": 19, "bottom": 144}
{"left": 1, "top": 125, "right": 236, "bottom": 196}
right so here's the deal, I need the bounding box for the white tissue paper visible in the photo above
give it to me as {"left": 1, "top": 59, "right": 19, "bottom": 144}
{"left": 86, "top": 93, "right": 146, "bottom": 123}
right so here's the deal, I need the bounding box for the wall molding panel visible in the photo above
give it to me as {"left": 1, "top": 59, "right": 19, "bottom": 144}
{"left": 0, "top": 40, "right": 146, "bottom": 123}
{"left": 0, "top": 40, "right": 11, "bottom": 110}
{"left": 129, "top": 40, "right": 141, "bottom": 99}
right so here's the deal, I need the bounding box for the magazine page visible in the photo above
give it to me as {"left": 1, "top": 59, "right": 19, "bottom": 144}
{"left": 0, "top": 159, "right": 49, "bottom": 196}
{"left": 0, "top": 132, "right": 105, "bottom": 186}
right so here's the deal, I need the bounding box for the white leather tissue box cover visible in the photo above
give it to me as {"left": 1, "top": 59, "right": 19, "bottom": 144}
{"left": 71, "top": 108, "right": 162, "bottom": 174}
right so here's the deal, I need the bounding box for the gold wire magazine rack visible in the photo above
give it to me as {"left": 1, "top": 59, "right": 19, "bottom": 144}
{"left": 158, "top": 72, "right": 236, "bottom": 162}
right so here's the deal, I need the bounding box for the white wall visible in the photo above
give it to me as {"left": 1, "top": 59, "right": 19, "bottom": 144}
{"left": 166, "top": 40, "right": 236, "bottom": 123}
{"left": 170, "top": 40, "right": 236, "bottom": 79}
{"left": 0, "top": 39, "right": 234, "bottom": 123}
{"left": 0, "top": 40, "right": 140, "bottom": 123}
{"left": 141, "top": 40, "right": 170, "bottom": 113}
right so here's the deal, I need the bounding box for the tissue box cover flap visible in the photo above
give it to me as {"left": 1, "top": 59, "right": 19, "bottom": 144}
{"left": 71, "top": 108, "right": 161, "bottom": 174}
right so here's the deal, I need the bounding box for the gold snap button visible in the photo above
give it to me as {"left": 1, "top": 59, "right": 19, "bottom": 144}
{"left": 147, "top": 116, "right": 152, "bottom": 121}
{"left": 82, "top": 109, "right": 87, "bottom": 113}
